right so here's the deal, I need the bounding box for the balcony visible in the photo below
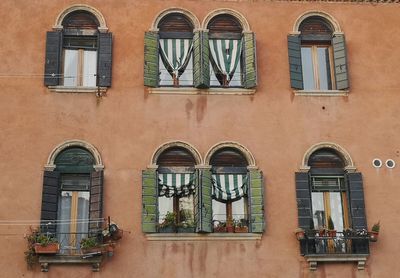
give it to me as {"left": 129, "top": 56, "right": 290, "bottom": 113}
{"left": 299, "top": 230, "right": 370, "bottom": 270}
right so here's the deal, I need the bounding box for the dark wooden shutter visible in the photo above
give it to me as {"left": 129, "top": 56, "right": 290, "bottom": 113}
{"left": 347, "top": 172, "right": 367, "bottom": 230}
{"left": 97, "top": 32, "right": 113, "bottom": 87}
{"left": 332, "top": 34, "right": 349, "bottom": 90}
{"left": 40, "top": 171, "right": 60, "bottom": 234}
{"left": 196, "top": 169, "right": 212, "bottom": 233}
{"left": 142, "top": 169, "right": 158, "bottom": 233}
{"left": 44, "top": 31, "right": 62, "bottom": 86}
{"left": 144, "top": 32, "right": 159, "bottom": 87}
{"left": 295, "top": 172, "right": 312, "bottom": 229}
{"left": 242, "top": 32, "right": 257, "bottom": 89}
{"left": 287, "top": 35, "right": 303, "bottom": 90}
{"left": 249, "top": 169, "right": 265, "bottom": 233}
{"left": 89, "top": 170, "right": 104, "bottom": 236}
{"left": 193, "top": 31, "right": 210, "bottom": 89}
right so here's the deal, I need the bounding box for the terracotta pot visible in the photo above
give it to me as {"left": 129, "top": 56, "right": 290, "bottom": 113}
{"left": 295, "top": 230, "right": 305, "bottom": 240}
{"left": 235, "top": 226, "right": 249, "bottom": 233}
{"left": 213, "top": 226, "right": 227, "bottom": 233}
{"left": 34, "top": 243, "right": 59, "bottom": 254}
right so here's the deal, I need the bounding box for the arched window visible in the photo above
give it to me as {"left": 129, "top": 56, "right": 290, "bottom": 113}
{"left": 295, "top": 146, "right": 369, "bottom": 262}
{"left": 210, "top": 147, "right": 249, "bottom": 232}
{"left": 288, "top": 13, "right": 349, "bottom": 92}
{"left": 40, "top": 147, "right": 104, "bottom": 254}
{"left": 156, "top": 147, "right": 196, "bottom": 232}
{"left": 44, "top": 6, "right": 112, "bottom": 89}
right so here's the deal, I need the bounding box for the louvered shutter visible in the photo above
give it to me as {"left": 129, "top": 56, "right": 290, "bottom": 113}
{"left": 332, "top": 34, "right": 349, "bottom": 90}
{"left": 97, "top": 32, "right": 113, "bottom": 87}
{"left": 196, "top": 169, "right": 212, "bottom": 233}
{"left": 144, "top": 32, "right": 159, "bottom": 87}
{"left": 295, "top": 172, "right": 313, "bottom": 255}
{"left": 142, "top": 169, "right": 158, "bottom": 233}
{"left": 89, "top": 170, "right": 104, "bottom": 236}
{"left": 193, "top": 31, "right": 210, "bottom": 89}
{"left": 249, "top": 169, "right": 265, "bottom": 233}
{"left": 44, "top": 31, "right": 62, "bottom": 86}
{"left": 287, "top": 35, "right": 303, "bottom": 90}
{"left": 242, "top": 32, "right": 257, "bottom": 89}
{"left": 40, "top": 171, "right": 60, "bottom": 234}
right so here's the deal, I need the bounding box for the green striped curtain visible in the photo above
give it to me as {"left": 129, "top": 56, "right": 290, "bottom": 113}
{"left": 209, "top": 39, "right": 242, "bottom": 85}
{"left": 158, "top": 173, "right": 195, "bottom": 197}
{"left": 159, "top": 39, "right": 193, "bottom": 79}
{"left": 212, "top": 174, "right": 247, "bottom": 202}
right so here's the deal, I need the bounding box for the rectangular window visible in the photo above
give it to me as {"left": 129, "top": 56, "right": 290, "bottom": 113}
{"left": 301, "top": 45, "right": 334, "bottom": 90}
{"left": 63, "top": 49, "right": 97, "bottom": 87}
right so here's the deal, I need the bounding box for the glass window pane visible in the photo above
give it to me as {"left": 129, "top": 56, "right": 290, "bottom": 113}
{"left": 57, "top": 191, "right": 72, "bottom": 254}
{"left": 212, "top": 200, "right": 226, "bottom": 222}
{"left": 179, "top": 195, "right": 194, "bottom": 224}
{"left": 329, "top": 192, "right": 344, "bottom": 232}
{"left": 231, "top": 198, "right": 246, "bottom": 221}
{"left": 158, "top": 196, "right": 173, "bottom": 223}
{"left": 159, "top": 56, "right": 173, "bottom": 86}
{"left": 317, "top": 47, "right": 332, "bottom": 90}
{"left": 178, "top": 56, "right": 193, "bottom": 86}
{"left": 63, "top": 49, "right": 78, "bottom": 86}
{"left": 83, "top": 50, "right": 97, "bottom": 87}
{"left": 76, "top": 192, "right": 90, "bottom": 250}
{"left": 301, "top": 47, "right": 315, "bottom": 90}
{"left": 311, "top": 192, "right": 325, "bottom": 229}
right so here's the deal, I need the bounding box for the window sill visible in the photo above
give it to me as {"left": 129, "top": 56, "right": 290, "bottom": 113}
{"left": 38, "top": 255, "right": 103, "bottom": 272}
{"left": 48, "top": 86, "right": 108, "bottom": 94}
{"left": 304, "top": 254, "right": 369, "bottom": 271}
{"left": 146, "top": 233, "right": 262, "bottom": 241}
{"left": 294, "top": 90, "right": 349, "bottom": 97}
{"left": 148, "top": 87, "right": 256, "bottom": 95}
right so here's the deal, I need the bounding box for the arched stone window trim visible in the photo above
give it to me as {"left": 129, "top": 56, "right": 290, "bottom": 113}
{"left": 202, "top": 8, "right": 250, "bottom": 32}
{"left": 204, "top": 141, "right": 256, "bottom": 168}
{"left": 45, "top": 139, "right": 104, "bottom": 171}
{"left": 291, "top": 10, "right": 342, "bottom": 35}
{"left": 149, "top": 141, "right": 202, "bottom": 168}
{"left": 53, "top": 4, "right": 108, "bottom": 33}
{"left": 300, "top": 142, "right": 355, "bottom": 172}
{"left": 149, "top": 7, "right": 200, "bottom": 31}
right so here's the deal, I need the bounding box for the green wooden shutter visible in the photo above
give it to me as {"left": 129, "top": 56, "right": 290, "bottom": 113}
{"left": 249, "top": 169, "right": 265, "bottom": 233}
{"left": 40, "top": 171, "right": 60, "bottom": 234}
{"left": 97, "top": 32, "right": 113, "bottom": 87}
{"left": 196, "top": 169, "right": 212, "bottom": 233}
{"left": 332, "top": 34, "right": 349, "bottom": 90}
{"left": 242, "top": 32, "right": 257, "bottom": 89}
{"left": 287, "top": 35, "right": 303, "bottom": 90}
{"left": 144, "top": 32, "right": 159, "bottom": 88}
{"left": 89, "top": 170, "right": 104, "bottom": 236}
{"left": 142, "top": 169, "right": 158, "bottom": 233}
{"left": 44, "top": 31, "right": 62, "bottom": 86}
{"left": 347, "top": 172, "right": 367, "bottom": 230}
{"left": 193, "top": 31, "right": 210, "bottom": 89}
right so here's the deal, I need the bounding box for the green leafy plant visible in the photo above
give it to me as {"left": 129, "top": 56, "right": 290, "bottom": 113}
{"left": 372, "top": 221, "right": 380, "bottom": 233}
{"left": 160, "top": 211, "right": 176, "bottom": 228}
{"left": 35, "top": 233, "right": 58, "bottom": 247}
{"left": 80, "top": 237, "right": 101, "bottom": 250}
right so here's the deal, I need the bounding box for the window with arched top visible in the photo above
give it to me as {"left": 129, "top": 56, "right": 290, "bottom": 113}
{"left": 295, "top": 147, "right": 369, "bottom": 265}
{"left": 40, "top": 147, "right": 104, "bottom": 254}
{"left": 44, "top": 7, "right": 112, "bottom": 89}
{"left": 288, "top": 14, "right": 349, "bottom": 92}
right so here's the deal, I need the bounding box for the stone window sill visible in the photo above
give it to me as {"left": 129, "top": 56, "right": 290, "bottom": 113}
{"left": 38, "top": 255, "right": 103, "bottom": 272}
{"left": 304, "top": 254, "right": 369, "bottom": 271}
{"left": 148, "top": 87, "right": 256, "bottom": 95}
{"left": 294, "top": 90, "right": 349, "bottom": 96}
{"left": 48, "top": 86, "right": 108, "bottom": 94}
{"left": 146, "top": 233, "right": 262, "bottom": 241}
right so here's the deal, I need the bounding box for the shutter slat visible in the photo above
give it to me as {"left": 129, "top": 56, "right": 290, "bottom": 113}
{"left": 142, "top": 169, "right": 158, "bottom": 233}
{"left": 243, "top": 32, "right": 257, "bottom": 89}
{"left": 249, "top": 170, "right": 265, "bottom": 233}
{"left": 144, "top": 32, "right": 159, "bottom": 87}
{"left": 332, "top": 34, "right": 349, "bottom": 90}
{"left": 97, "top": 32, "right": 113, "bottom": 87}
{"left": 287, "top": 35, "right": 303, "bottom": 90}
{"left": 295, "top": 172, "right": 312, "bottom": 230}
{"left": 193, "top": 31, "right": 210, "bottom": 89}
{"left": 40, "top": 171, "right": 60, "bottom": 234}
{"left": 44, "top": 31, "right": 62, "bottom": 86}
{"left": 89, "top": 170, "right": 104, "bottom": 236}
{"left": 197, "top": 169, "right": 212, "bottom": 233}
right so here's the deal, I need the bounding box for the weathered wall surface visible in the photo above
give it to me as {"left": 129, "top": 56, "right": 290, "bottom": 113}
{"left": 0, "top": 0, "right": 398, "bottom": 277}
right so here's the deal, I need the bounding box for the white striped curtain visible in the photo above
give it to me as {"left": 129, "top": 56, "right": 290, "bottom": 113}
{"left": 209, "top": 39, "right": 242, "bottom": 84}
{"left": 158, "top": 173, "right": 195, "bottom": 197}
{"left": 159, "top": 39, "right": 193, "bottom": 78}
{"left": 212, "top": 174, "right": 247, "bottom": 202}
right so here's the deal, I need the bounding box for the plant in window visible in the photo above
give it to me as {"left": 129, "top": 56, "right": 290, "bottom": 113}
{"left": 327, "top": 216, "right": 336, "bottom": 237}
{"left": 177, "top": 209, "right": 195, "bottom": 233}
{"left": 369, "top": 221, "right": 380, "bottom": 242}
{"left": 80, "top": 236, "right": 102, "bottom": 254}
{"left": 158, "top": 211, "right": 177, "bottom": 233}
{"left": 234, "top": 219, "right": 249, "bottom": 233}
{"left": 213, "top": 220, "right": 227, "bottom": 233}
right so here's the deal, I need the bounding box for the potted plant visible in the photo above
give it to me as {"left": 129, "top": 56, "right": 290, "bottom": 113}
{"left": 213, "top": 220, "right": 227, "bottom": 233}
{"left": 295, "top": 228, "right": 305, "bottom": 240}
{"left": 234, "top": 219, "right": 249, "bottom": 233}
{"left": 80, "top": 236, "right": 102, "bottom": 254}
{"left": 158, "top": 211, "right": 176, "bottom": 233}
{"left": 24, "top": 227, "right": 39, "bottom": 269}
{"left": 327, "top": 216, "right": 336, "bottom": 237}
{"left": 369, "top": 221, "right": 380, "bottom": 242}
{"left": 226, "top": 219, "right": 234, "bottom": 233}
{"left": 33, "top": 232, "right": 59, "bottom": 254}
{"left": 177, "top": 209, "right": 195, "bottom": 233}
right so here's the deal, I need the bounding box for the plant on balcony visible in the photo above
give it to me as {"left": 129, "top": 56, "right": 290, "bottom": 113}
{"left": 213, "top": 220, "right": 227, "bottom": 233}
{"left": 295, "top": 228, "right": 305, "bottom": 240}
{"left": 24, "top": 227, "right": 59, "bottom": 269}
{"left": 177, "top": 209, "right": 195, "bottom": 233}
{"left": 327, "top": 216, "right": 336, "bottom": 237}
{"left": 369, "top": 221, "right": 380, "bottom": 242}
{"left": 80, "top": 236, "right": 103, "bottom": 254}
{"left": 158, "top": 211, "right": 177, "bottom": 233}
{"left": 234, "top": 219, "right": 249, "bottom": 233}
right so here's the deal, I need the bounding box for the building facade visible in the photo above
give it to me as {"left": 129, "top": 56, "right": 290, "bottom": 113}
{"left": 0, "top": 0, "right": 399, "bottom": 277}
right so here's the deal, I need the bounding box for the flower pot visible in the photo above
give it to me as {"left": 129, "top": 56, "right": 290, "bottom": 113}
{"left": 235, "top": 226, "right": 249, "bottom": 233}
{"left": 226, "top": 226, "right": 234, "bottom": 233}
{"left": 177, "top": 227, "right": 195, "bottom": 233}
{"left": 81, "top": 247, "right": 103, "bottom": 254}
{"left": 328, "top": 230, "right": 337, "bottom": 237}
{"left": 213, "top": 226, "right": 227, "bottom": 233}
{"left": 34, "top": 243, "right": 59, "bottom": 254}
{"left": 369, "top": 231, "right": 379, "bottom": 242}
{"left": 159, "top": 226, "right": 175, "bottom": 233}
{"left": 295, "top": 230, "right": 305, "bottom": 240}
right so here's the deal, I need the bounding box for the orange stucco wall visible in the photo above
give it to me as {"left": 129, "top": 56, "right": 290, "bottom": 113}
{"left": 0, "top": 0, "right": 399, "bottom": 277}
